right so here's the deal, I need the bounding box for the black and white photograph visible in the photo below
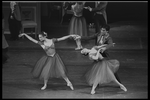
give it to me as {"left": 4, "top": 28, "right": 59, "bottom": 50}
{"left": 2, "top": 1, "right": 148, "bottom": 99}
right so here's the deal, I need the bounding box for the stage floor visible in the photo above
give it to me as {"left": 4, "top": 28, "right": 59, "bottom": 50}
{"left": 2, "top": 21, "right": 148, "bottom": 98}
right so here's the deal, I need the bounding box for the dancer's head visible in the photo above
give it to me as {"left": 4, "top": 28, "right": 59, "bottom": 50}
{"left": 81, "top": 48, "right": 91, "bottom": 55}
{"left": 100, "top": 24, "right": 110, "bottom": 36}
{"left": 102, "top": 24, "right": 110, "bottom": 31}
{"left": 38, "top": 31, "right": 47, "bottom": 41}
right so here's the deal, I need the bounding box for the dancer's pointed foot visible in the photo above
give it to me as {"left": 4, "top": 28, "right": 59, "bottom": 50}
{"left": 41, "top": 85, "right": 47, "bottom": 90}
{"left": 67, "top": 82, "right": 74, "bottom": 90}
{"left": 75, "top": 47, "right": 82, "bottom": 50}
{"left": 91, "top": 90, "right": 96, "bottom": 95}
{"left": 120, "top": 84, "right": 127, "bottom": 92}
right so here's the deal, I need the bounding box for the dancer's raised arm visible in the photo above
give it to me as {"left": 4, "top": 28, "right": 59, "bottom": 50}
{"left": 19, "top": 33, "right": 38, "bottom": 44}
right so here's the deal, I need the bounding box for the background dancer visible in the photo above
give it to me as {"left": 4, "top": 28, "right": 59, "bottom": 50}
{"left": 2, "top": 13, "right": 9, "bottom": 64}
{"left": 8, "top": 1, "right": 22, "bottom": 41}
{"left": 68, "top": 2, "right": 88, "bottom": 50}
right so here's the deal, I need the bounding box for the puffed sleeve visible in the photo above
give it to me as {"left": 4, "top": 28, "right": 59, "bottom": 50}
{"left": 52, "top": 38, "right": 58, "bottom": 43}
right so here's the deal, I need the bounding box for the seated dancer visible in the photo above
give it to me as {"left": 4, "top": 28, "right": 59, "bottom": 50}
{"left": 19, "top": 32, "right": 75, "bottom": 90}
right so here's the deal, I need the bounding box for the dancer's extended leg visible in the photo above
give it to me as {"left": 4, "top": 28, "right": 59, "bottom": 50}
{"left": 91, "top": 83, "right": 98, "bottom": 94}
{"left": 41, "top": 80, "right": 48, "bottom": 90}
{"left": 114, "top": 78, "right": 127, "bottom": 92}
{"left": 63, "top": 77, "right": 74, "bottom": 90}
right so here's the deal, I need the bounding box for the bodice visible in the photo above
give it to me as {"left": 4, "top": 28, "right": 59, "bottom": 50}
{"left": 38, "top": 39, "right": 56, "bottom": 57}
{"left": 72, "top": 3, "right": 84, "bottom": 17}
{"left": 45, "top": 44, "right": 55, "bottom": 57}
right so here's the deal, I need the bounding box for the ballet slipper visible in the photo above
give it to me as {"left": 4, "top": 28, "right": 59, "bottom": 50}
{"left": 67, "top": 82, "right": 74, "bottom": 90}
{"left": 75, "top": 47, "right": 81, "bottom": 50}
{"left": 41, "top": 85, "right": 47, "bottom": 90}
{"left": 120, "top": 84, "right": 127, "bottom": 92}
{"left": 75, "top": 45, "right": 83, "bottom": 50}
{"left": 91, "top": 90, "right": 96, "bottom": 95}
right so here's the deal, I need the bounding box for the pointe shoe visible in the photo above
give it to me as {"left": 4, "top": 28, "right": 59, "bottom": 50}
{"left": 67, "top": 82, "right": 74, "bottom": 90}
{"left": 120, "top": 84, "right": 127, "bottom": 92}
{"left": 75, "top": 46, "right": 83, "bottom": 50}
{"left": 41, "top": 85, "right": 47, "bottom": 90}
{"left": 91, "top": 90, "right": 96, "bottom": 95}
{"left": 75, "top": 47, "right": 81, "bottom": 50}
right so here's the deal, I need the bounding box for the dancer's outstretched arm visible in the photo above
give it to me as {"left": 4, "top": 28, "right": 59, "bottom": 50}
{"left": 19, "top": 33, "right": 38, "bottom": 44}
{"left": 94, "top": 44, "right": 107, "bottom": 49}
{"left": 57, "top": 35, "right": 76, "bottom": 42}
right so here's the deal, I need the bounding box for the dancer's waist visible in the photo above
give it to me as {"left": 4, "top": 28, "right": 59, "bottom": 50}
{"left": 46, "top": 51, "right": 56, "bottom": 57}
{"left": 74, "top": 14, "right": 82, "bottom": 17}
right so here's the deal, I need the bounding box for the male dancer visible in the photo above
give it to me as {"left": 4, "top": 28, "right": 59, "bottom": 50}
{"left": 79, "top": 24, "right": 122, "bottom": 83}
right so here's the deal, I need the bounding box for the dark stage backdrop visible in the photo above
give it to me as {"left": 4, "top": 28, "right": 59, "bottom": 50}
{"left": 40, "top": 1, "right": 148, "bottom": 30}
{"left": 41, "top": 2, "right": 147, "bottom": 24}
{"left": 106, "top": 2, "right": 148, "bottom": 23}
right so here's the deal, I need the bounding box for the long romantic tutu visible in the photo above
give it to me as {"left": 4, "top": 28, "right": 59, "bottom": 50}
{"left": 31, "top": 53, "right": 67, "bottom": 80}
{"left": 68, "top": 16, "right": 88, "bottom": 37}
{"left": 85, "top": 59, "right": 120, "bottom": 86}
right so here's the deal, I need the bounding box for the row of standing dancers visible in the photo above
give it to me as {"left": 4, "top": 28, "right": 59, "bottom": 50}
{"left": 19, "top": 24, "right": 127, "bottom": 95}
